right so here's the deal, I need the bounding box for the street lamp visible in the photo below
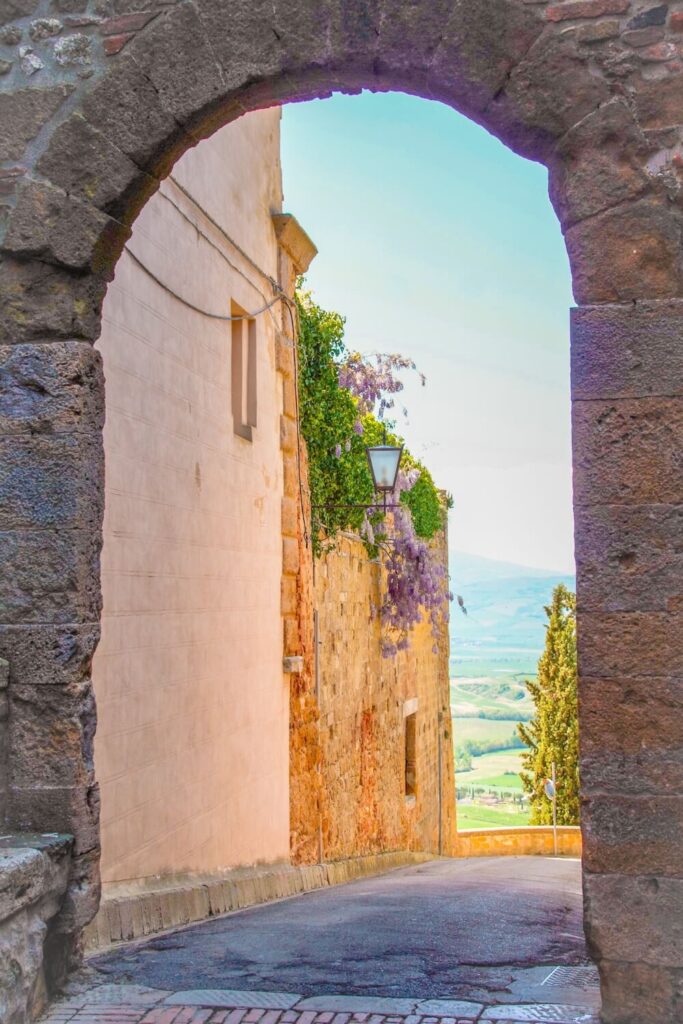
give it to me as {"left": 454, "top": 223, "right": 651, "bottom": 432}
{"left": 312, "top": 438, "right": 403, "bottom": 513}
{"left": 365, "top": 443, "right": 403, "bottom": 495}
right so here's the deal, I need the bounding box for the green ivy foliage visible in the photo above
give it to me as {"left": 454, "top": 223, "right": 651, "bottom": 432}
{"left": 297, "top": 289, "right": 445, "bottom": 552}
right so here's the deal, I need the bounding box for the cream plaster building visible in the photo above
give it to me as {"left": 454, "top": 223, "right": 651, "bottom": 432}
{"left": 93, "top": 109, "right": 294, "bottom": 885}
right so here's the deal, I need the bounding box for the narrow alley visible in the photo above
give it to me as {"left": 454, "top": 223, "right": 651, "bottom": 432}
{"left": 43, "top": 859, "right": 599, "bottom": 1024}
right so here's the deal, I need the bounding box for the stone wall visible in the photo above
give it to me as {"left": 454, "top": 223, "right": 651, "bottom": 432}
{"left": 0, "top": 659, "right": 8, "bottom": 823}
{"left": 456, "top": 826, "right": 582, "bottom": 858}
{"left": 312, "top": 533, "right": 457, "bottom": 861}
{"left": 0, "top": 835, "right": 72, "bottom": 1023}
{"left": 2, "top": 1, "right": 683, "bottom": 1019}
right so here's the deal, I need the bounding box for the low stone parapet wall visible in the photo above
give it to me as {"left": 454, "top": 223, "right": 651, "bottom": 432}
{"left": 456, "top": 826, "right": 581, "bottom": 858}
{"left": 0, "top": 833, "right": 73, "bottom": 1023}
{"left": 84, "top": 851, "right": 435, "bottom": 953}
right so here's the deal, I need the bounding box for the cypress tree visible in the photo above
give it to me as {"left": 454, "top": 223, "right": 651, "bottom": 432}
{"left": 518, "top": 584, "right": 580, "bottom": 825}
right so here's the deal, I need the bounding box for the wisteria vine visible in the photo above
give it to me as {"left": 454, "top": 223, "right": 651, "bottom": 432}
{"left": 360, "top": 469, "right": 453, "bottom": 657}
{"left": 337, "top": 351, "right": 452, "bottom": 658}
{"left": 338, "top": 351, "right": 425, "bottom": 432}
{"left": 296, "top": 288, "right": 452, "bottom": 659}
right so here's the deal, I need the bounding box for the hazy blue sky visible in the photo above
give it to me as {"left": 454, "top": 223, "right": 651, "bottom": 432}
{"left": 281, "top": 92, "right": 575, "bottom": 574}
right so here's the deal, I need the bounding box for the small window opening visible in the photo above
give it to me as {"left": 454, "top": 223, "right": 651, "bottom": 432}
{"left": 404, "top": 711, "right": 417, "bottom": 800}
{"left": 231, "top": 304, "right": 257, "bottom": 440}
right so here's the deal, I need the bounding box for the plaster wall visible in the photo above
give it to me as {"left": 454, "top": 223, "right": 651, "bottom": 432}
{"left": 92, "top": 109, "right": 289, "bottom": 885}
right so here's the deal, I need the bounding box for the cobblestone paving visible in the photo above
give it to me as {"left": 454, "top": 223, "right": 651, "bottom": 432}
{"left": 42, "top": 1006, "right": 599, "bottom": 1024}
{"left": 42, "top": 993, "right": 599, "bottom": 1024}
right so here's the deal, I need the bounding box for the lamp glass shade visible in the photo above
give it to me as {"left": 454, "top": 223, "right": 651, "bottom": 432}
{"left": 366, "top": 444, "right": 402, "bottom": 493}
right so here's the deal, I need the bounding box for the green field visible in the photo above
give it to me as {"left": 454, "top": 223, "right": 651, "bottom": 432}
{"left": 455, "top": 746, "right": 524, "bottom": 783}
{"left": 477, "top": 772, "right": 524, "bottom": 790}
{"left": 452, "top": 676, "right": 532, "bottom": 831}
{"left": 453, "top": 716, "right": 522, "bottom": 745}
{"left": 457, "top": 804, "right": 531, "bottom": 828}
{"left": 451, "top": 677, "right": 533, "bottom": 719}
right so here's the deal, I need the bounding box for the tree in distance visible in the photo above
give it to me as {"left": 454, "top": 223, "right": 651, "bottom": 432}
{"left": 518, "top": 584, "right": 579, "bottom": 825}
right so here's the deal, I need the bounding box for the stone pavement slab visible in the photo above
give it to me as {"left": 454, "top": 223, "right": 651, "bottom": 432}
{"left": 294, "top": 998, "right": 417, "bottom": 1015}
{"left": 165, "top": 994, "right": 303, "bottom": 1010}
{"left": 414, "top": 1003, "right": 483, "bottom": 1018}
{"left": 59, "top": 985, "right": 171, "bottom": 1008}
{"left": 480, "top": 1006, "right": 597, "bottom": 1022}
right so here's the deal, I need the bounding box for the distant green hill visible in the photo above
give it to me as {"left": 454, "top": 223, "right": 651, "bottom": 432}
{"left": 449, "top": 550, "right": 575, "bottom": 679}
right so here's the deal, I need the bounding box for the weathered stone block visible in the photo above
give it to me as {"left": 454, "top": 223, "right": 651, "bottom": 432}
{"left": 195, "top": 0, "right": 332, "bottom": 99}
{"left": 549, "top": 0, "right": 630, "bottom": 17}
{"left": 566, "top": 197, "right": 683, "bottom": 303}
{"left": 597, "top": 959, "right": 683, "bottom": 1024}
{"left": 9, "top": 683, "right": 96, "bottom": 788}
{"left": 572, "top": 396, "right": 683, "bottom": 507}
{"left": 584, "top": 872, "right": 683, "bottom": 967}
{"left": 123, "top": 3, "right": 227, "bottom": 127}
{"left": 576, "top": 18, "right": 621, "bottom": 42}
{"left": 0, "top": 848, "right": 59, "bottom": 922}
{"left": 0, "top": 257, "right": 108, "bottom": 344}
{"left": 281, "top": 495, "right": 298, "bottom": 537}
{"left": 425, "top": 0, "right": 544, "bottom": 121}
{"left": 378, "top": 0, "right": 454, "bottom": 80}
{"left": 582, "top": 794, "right": 683, "bottom": 876}
{"left": 0, "top": 342, "right": 104, "bottom": 435}
{"left": 50, "top": 848, "right": 100, "bottom": 934}
{"left": 622, "top": 24, "right": 666, "bottom": 46}
{"left": 280, "top": 413, "right": 297, "bottom": 452}
{"left": 574, "top": 504, "right": 683, "bottom": 613}
{"left": 577, "top": 610, "right": 683, "bottom": 677}
{"left": 0, "top": 625, "right": 99, "bottom": 695}
{"left": 0, "top": 528, "right": 102, "bottom": 624}
{"left": 2, "top": 180, "right": 129, "bottom": 273}
{"left": 0, "top": 836, "right": 72, "bottom": 1024}
{"left": 8, "top": 784, "right": 100, "bottom": 857}
{"left": 580, "top": 671, "right": 683, "bottom": 796}
{"left": 283, "top": 615, "right": 301, "bottom": 654}
{"left": 0, "top": 432, "right": 103, "bottom": 530}
{"left": 571, "top": 300, "right": 683, "bottom": 400}
{"left": 0, "top": 86, "right": 74, "bottom": 163}
{"left": 281, "top": 575, "right": 297, "bottom": 615}
{"left": 487, "top": 32, "right": 610, "bottom": 160}
{"left": 581, "top": 747, "right": 683, "bottom": 797}
{"left": 80, "top": 51, "right": 182, "bottom": 170}
{"left": 581, "top": 675, "right": 683, "bottom": 755}
{"left": 548, "top": 99, "right": 648, "bottom": 229}
{"left": 36, "top": 114, "right": 154, "bottom": 216}
{"left": 283, "top": 536, "right": 300, "bottom": 575}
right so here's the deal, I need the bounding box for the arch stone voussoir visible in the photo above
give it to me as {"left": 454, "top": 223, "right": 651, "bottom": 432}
{"left": 1, "top": 1, "right": 682, "bottom": 1019}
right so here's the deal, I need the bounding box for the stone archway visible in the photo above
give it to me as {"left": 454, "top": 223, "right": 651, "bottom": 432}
{"left": 1, "top": 2, "right": 682, "bottom": 1020}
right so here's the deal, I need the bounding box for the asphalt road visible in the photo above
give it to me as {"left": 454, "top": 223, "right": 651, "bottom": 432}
{"left": 90, "top": 857, "right": 588, "bottom": 1002}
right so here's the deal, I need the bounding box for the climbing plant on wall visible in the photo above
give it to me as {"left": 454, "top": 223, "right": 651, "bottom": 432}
{"left": 296, "top": 287, "right": 452, "bottom": 656}
{"left": 518, "top": 584, "right": 580, "bottom": 825}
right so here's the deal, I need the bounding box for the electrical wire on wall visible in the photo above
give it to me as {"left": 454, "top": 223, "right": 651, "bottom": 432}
{"left": 121, "top": 190, "right": 311, "bottom": 550}
{"left": 123, "top": 245, "right": 286, "bottom": 322}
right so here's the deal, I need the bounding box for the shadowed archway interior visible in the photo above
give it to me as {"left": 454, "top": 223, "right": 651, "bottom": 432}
{"left": 1, "top": 2, "right": 682, "bottom": 1021}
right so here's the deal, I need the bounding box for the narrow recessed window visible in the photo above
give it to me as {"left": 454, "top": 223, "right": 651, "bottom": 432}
{"left": 231, "top": 304, "right": 257, "bottom": 440}
{"left": 404, "top": 711, "right": 417, "bottom": 800}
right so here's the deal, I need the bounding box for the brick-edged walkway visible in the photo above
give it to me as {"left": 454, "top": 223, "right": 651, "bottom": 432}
{"left": 42, "top": 1001, "right": 599, "bottom": 1024}
{"left": 40, "top": 1009, "right": 554, "bottom": 1024}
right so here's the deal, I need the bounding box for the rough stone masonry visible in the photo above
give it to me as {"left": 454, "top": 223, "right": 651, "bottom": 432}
{"left": 0, "top": 1, "right": 682, "bottom": 1022}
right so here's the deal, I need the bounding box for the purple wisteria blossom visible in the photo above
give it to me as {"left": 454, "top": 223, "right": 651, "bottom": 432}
{"left": 334, "top": 353, "right": 450, "bottom": 658}
{"left": 338, "top": 352, "right": 425, "bottom": 425}
{"left": 373, "top": 469, "right": 453, "bottom": 658}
